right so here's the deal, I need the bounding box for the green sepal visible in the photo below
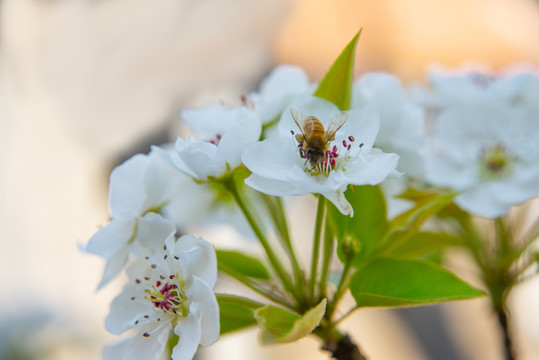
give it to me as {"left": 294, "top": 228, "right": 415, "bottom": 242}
{"left": 255, "top": 299, "right": 327, "bottom": 345}
{"left": 350, "top": 257, "right": 484, "bottom": 308}
{"left": 313, "top": 30, "right": 362, "bottom": 110}
{"left": 217, "top": 294, "right": 264, "bottom": 335}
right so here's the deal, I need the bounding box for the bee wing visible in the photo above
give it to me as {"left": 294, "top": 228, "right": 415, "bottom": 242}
{"left": 290, "top": 106, "right": 308, "bottom": 137}
{"left": 325, "top": 111, "right": 349, "bottom": 141}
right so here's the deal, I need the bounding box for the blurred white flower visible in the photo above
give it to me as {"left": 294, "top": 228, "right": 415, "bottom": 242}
{"left": 243, "top": 97, "right": 399, "bottom": 216}
{"left": 425, "top": 102, "right": 539, "bottom": 218}
{"left": 170, "top": 104, "right": 261, "bottom": 181}
{"left": 249, "top": 65, "right": 312, "bottom": 124}
{"left": 85, "top": 151, "right": 182, "bottom": 288}
{"left": 416, "top": 65, "right": 538, "bottom": 108}
{"left": 104, "top": 234, "right": 219, "bottom": 360}
{"left": 354, "top": 72, "right": 426, "bottom": 177}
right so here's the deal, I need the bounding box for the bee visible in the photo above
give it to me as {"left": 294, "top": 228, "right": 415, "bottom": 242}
{"left": 290, "top": 107, "right": 349, "bottom": 166}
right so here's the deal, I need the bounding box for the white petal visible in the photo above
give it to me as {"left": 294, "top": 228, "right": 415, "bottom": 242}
{"left": 242, "top": 137, "right": 300, "bottom": 180}
{"left": 245, "top": 173, "right": 302, "bottom": 196}
{"left": 136, "top": 213, "right": 177, "bottom": 250}
{"left": 174, "top": 137, "right": 226, "bottom": 180}
{"left": 125, "top": 325, "right": 170, "bottom": 360}
{"left": 343, "top": 149, "right": 399, "bottom": 186}
{"left": 105, "top": 281, "right": 149, "bottom": 335}
{"left": 323, "top": 188, "right": 353, "bottom": 216}
{"left": 425, "top": 155, "right": 477, "bottom": 190}
{"left": 109, "top": 155, "right": 150, "bottom": 215}
{"left": 260, "top": 65, "right": 310, "bottom": 102}
{"left": 169, "top": 234, "right": 217, "bottom": 289}
{"left": 172, "top": 311, "right": 202, "bottom": 360}
{"left": 188, "top": 277, "right": 220, "bottom": 346}
{"left": 86, "top": 215, "right": 136, "bottom": 258}
{"left": 340, "top": 106, "right": 380, "bottom": 151}
{"left": 97, "top": 246, "right": 130, "bottom": 289}
{"left": 218, "top": 108, "right": 261, "bottom": 167}
{"left": 455, "top": 184, "right": 510, "bottom": 218}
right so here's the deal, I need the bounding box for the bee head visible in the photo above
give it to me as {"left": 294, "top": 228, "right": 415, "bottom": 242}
{"left": 307, "top": 148, "right": 325, "bottom": 165}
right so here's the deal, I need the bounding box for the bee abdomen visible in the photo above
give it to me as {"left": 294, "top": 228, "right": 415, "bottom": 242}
{"left": 303, "top": 116, "right": 325, "bottom": 137}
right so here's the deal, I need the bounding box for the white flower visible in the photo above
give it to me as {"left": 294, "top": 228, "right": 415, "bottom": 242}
{"left": 85, "top": 151, "right": 181, "bottom": 288}
{"left": 104, "top": 234, "right": 219, "bottom": 360}
{"left": 354, "top": 72, "right": 426, "bottom": 177}
{"left": 425, "top": 102, "right": 539, "bottom": 218}
{"left": 171, "top": 104, "right": 261, "bottom": 181}
{"left": 418, "top": 65, "right": 537, "bottom": 107}
{"left": 249, "top": 65, "right": 312, "bottom": 124}
{"left": 243, "top": 96, "right": 399, "bottom": 216}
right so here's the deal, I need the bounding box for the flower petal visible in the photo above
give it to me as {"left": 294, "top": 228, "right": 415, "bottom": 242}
{"left": 86, "top": 215, "right": 136, "bottom": 258}
{"left": 168, "top": 234, "right": 218, "bottom": 289}
{"left": 217, "top": 108, "right": 261, "bottom": 167}
{"left": 109, "top": 155, "right": 150, "bottom": 215}
{"left": 136, "top": 212, "right": 176, "bottom": 250}
{"left": 242, "top": 137, "right": 300, "bottom": 180}
{"left": 455, "top": 183, "right": 510, "bottom": 218}
{"left": 188, "top": 276, "right": 220, "bottom": 346}
{"left": 172, "top": 311, "right": 202, "bottom": 360}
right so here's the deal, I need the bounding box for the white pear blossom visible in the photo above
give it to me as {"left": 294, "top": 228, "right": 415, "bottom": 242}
{"left": 425, "top": 101, "right": 539, "bottom": 218}
{"left": 416, "top": 65, "right": 537, "bottom": 108}
{"left": 249, "top": 65, "right": 312, "bottom": 124}
{"left": 86, "top": 150, "right": 182, "bottom": 288}
{"left": 170, "top": 104, "right": 261, "bottom": 181}
{"left": 354, "top": 72, "right": 426, "bottom": 177}
{"left": 104, "top": 234, "right": 219, "bottom": 360}
{"left": 243, "top": 96, "right": 399, "bottom": 216}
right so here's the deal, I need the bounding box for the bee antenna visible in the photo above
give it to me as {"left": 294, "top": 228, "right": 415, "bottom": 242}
{"left": 290, "top": 130, "right": 295, "bottom": 135}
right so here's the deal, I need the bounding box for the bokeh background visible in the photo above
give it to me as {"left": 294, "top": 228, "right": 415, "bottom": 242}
{"left": 1, "top": 0, "right": 539, "bottom": 359}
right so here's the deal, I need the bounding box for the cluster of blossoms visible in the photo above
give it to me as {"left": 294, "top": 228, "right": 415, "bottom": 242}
{"left": 85, "top": 63, "right": 539, "bottom": 360}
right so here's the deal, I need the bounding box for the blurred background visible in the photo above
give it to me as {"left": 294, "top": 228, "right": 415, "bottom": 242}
{"left": 1, "top": 0, "right": 538, "bottom": 359}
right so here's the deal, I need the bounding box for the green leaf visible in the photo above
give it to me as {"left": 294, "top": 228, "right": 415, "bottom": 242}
{"left": 313, "top": 30, "right": 362, "bottom": 110}
{"left": 350, "top": 258, "right": 484, "bottom": 308}
{"left": 387, "top": 190, "right": 456, "bottom": 247}
{"left": 216, "top": 250, "right": 270, "bottom": 280}
{"left": 217, "top": 294, "right": 264, "bottom": 335}
{"left": 328, "top": 185, "right": 388, "bottom": 265}
{"left": 255, "top": 299, "right": 327, "bottom": 345}
{"left": 388, "top": 232, "right": 463, "bottom": 258}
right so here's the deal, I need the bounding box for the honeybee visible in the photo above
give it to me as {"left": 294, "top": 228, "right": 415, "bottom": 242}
{"left": 290, "top": 107, "right": 349, "bottom": 166}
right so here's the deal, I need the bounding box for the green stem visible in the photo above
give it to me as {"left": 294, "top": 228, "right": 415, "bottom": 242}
{"left": 309, "top": 196, "right": 326, "bottom": 301}
{"left": 262, "top": 195, "right": 306, "bottom": 301}
{"left": 319, "top": 222, "right": 334, "bottom": 300}
{"left": 327, "top": 256, "right": 353, "bottom": 321}
{"left": 225, "top": 180, "right": 298, "bottom": 303}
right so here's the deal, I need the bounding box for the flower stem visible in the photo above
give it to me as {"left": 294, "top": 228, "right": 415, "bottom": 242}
{"left": 309, "top": 196, "right": 326, "bottom": 301}
{"left": 225, "top": 179, "right": 298, "bottom": 303}
{"left": 319, "top": 222, "right": 334, "bottom": 300}
{"left": 261, "top": 194, "right": 306, "bottom": 303}
{"left": 497, "top": 307, "right": 515, "bottom": 360}
{"left": 326, "top": 256, "right": 353, "bottom": 321}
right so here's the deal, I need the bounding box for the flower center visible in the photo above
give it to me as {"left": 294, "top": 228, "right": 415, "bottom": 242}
{"left": 479, "top": 144, "right": 514, "bottom": 180}
{"left": 145, "top": 276, "right": 188, "bottom": 317}
{"left": 302, "top": 136, "right": 364, "bottom": 177}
